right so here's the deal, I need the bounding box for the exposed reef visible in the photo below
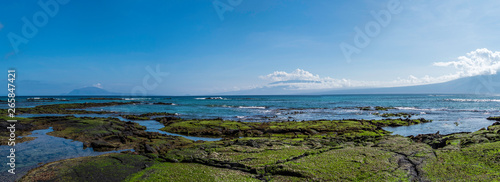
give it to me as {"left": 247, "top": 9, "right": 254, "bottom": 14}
{"left": 373, "top": 112, "right": 417, "bottom": 118}
{"left": 0, "top": 102, "right": 138, "bottom": 115}
{"left": 158, "top": 118, "right": 432, "bottom": 139}
{"left": 80, "top": 98, "right": 126, "bottom": 100}
{"left": 121, "top": 112, "right": 177, "bottom": 120}
{"left": 152, "top": 102, "right": 175, "bottom": 105}
{"left": 0, "top": 116, "right": 193, "bottom": 152}
{"left": 8, "top": 102, "right": 500, "bottom": 181}
{"left": 487, "top": 116, "right": 500, "bottom": 121}
{"left": 21, "top": 119, "right": 500, "bottom": 181}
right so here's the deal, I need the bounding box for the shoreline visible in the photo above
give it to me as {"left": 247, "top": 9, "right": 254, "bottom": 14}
{"left": 2, "top": 101, "right": 500, "bottom": 181}
{"left": 16, "top": 119, "right": 500, "bottom": 181}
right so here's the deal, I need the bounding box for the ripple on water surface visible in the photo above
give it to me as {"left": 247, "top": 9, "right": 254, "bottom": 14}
{"left": 0, "top": 127, "right": 131, "bottom": 182}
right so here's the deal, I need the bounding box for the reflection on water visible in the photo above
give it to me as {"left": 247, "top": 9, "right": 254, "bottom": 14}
{"left": 16, "top": 94, "right": 500, "bottom": 137}
{"left": 115, "top": 117, "right": 221, "bottom": 141}
{"left": 18, "top": 113, "right": 496, "bottom": 140}
{"left": 2, "top": 95, "right": 500, "bottom": 181}
{"left": 18, "top": 114, "right": 222, "bottom": 141}
{"left": 1, "top": 115, "right": 218, "bottom": 182}
{"left": 0, "top": 127, "right": 131, "bottom": 182}
{"left": 383, "top": 117, "right": 494, "bottom": 136}
{"left": 136, "top": 120, "right": 221, "bottom": 141}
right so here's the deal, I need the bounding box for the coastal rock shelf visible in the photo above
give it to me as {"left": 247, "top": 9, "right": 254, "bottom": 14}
{"left": 157, "top": 118, "right": 432, "bottom": 139}
{"left": 0, "top": 116, "right": 194, "bottom": 153}
{"left": 2, "top": 100, "right": 499, "bottom": 181}
{"left": 19, "top": 121, "right": 500, "bottom": 181}
{"left": 0, "top": 102, "right": 140, "bottom": 115}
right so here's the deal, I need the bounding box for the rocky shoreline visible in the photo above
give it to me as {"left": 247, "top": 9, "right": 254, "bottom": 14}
{"left": 1, "top": 104, "right": 499, "bottom": 181}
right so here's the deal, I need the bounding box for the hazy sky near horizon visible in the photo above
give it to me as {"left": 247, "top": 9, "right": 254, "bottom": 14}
{"left": 2, "top": 0, "right": 500, "bottom": 95}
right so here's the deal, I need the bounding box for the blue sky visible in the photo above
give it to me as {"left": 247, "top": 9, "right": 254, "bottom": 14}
{"left": 1, "top": 0, "right": 500, "bottom": 95}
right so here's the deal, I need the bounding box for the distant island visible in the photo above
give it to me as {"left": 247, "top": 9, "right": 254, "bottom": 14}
{"left": 66, "top": 87, "right": 120, "bottom": 96}
{"left": 222, "top": 73, "right": 500, "bottom": 95}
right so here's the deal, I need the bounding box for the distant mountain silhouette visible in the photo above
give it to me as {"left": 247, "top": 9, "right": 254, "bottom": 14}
{"left": 66, "top": 87, "right": 120, "bottom": 96}
{"left": 319, "top": 74, "right": 500, "bottom": 95}
{"left": 222, "top": 74, "right": 500, "bottom": 95}
{"left": 223, "top": 85, "right": 309, "bottom": 95}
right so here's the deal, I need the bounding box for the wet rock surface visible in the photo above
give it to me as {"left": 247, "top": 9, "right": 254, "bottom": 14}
{"left": 20, "top": 153, "right": 154, "bottom": 182}
{"left": 158, "top": 118, "right": 431, "bottom": 139}
{"left": 18, "top": 119, "right": 500, "bottom": 181}
{"left": 6, "top": 103, "right": 500, "bottom": 181}
{"left": 410, "top": 132, "right": 448, "bottom": 149}
{"left": 0, "top": 101, "right": 139, "bottom": 114}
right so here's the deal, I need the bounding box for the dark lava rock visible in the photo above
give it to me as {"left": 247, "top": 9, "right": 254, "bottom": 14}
{"left": 91, "top": 140, "right": 116, "bottom": 151}
{"left": 144, "top": 144, "right": 157, "bottom": 153}
{"left": 23, "top": 154, "right": 155, "bottom": 182}
{"left": 234, "top": 139, "right": 260, "bottom": 148}
{"left": 247, "top": 140, "right": 260, "bottom": 148}
{"left": 487, "top": 117, "right": 500, "bottom": 121}
{"left": 153, "top": 102, "right": 174, "bottom": 105}
{"left": 410, "top": 131, "right": 447, "bottom": 149}
{"left": 0, "top": 120, "right": 34, "bottom": 132}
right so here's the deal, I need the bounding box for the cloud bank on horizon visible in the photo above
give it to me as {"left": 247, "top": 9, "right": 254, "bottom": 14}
{"left": 92, "top": 83, "right": 103, "bottom": 89}
{"left": 434, "top": 48, "right": 500, "bottom": 78}
{"left": 257, "top": 48, "right": 500, "bottom": 91}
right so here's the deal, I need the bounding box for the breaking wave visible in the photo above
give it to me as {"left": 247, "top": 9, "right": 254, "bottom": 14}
{"left": 445, "top": 99, "right": 500, "bottom": 102}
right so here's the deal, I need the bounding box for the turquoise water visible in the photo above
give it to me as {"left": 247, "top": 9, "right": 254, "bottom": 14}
{"left": 2, "top": 94, "right": 500, "bottom": 181}
{"left": 114, "top": 116, "right": 221, "bottom": 141}
{"left": 0, "top": 127, "right": 131, "bottom": 182}
{"left": 7, "top": 94, "right": 500, "bottom": 135}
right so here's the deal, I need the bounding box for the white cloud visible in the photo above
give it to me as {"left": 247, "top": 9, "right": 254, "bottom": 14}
{"left": 93, "top": 83, "right": 103, "bottom": 88}
{"left": 433, "top": 48, "right": 500, "bottom": 78}
{"left": 392, "top": 74, "right": 461, "bottom": 86}
{"left": 258, "top": 70, "right": 447, "bottom": 90}
{"left": 259, "top": 69, "right": 378, "bottom": 90}
{"left": 256, "top": 48, "right": 500, "bottom": 91}
{"left": 393, "top": 48, "right": 500, "bottom": 86}
{"left": 259, "top": 69, "right": 321, "bottom": 82}
{"left": 259, "top": 68, "right": 451, "bottom": 90}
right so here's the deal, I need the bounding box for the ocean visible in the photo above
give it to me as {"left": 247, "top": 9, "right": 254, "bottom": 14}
{"left": 2, "top": 94, "right": 500, "bottom": 180}
{"left": 5, "top": 94, "right": 500, "bottom": 136}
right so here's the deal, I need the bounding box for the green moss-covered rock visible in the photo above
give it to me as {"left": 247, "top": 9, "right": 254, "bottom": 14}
{"left": 20, "top": 153, "right": 154, "bottom": 182}
{"left": 0, "top": 101, "right": 138, "bottom": 114}
{"left": 487, "top": 116, "right": 500, "bottom": 121}
{"left": 373, "top": 112, "right": 416, "bottom": 118}
{"left": 267, "top": 146, "right": 410, "bottom": 181}
{"left": 1, "top": 115, "right": 195, "bottom": 153}
{"left": 0, "top": 116, "right": 38, "bottom": 145}
{"left": 125, "top": 162, "right": 259, "bottom": 182}
{"left": 159, "top": 118, "right": 431, "bottom": 139}
{"left": 423, "top": 141, "right": 500, "bottom": 181}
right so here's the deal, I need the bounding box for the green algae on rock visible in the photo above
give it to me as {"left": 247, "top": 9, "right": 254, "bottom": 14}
{"left": 487, "top": 116, "right": 500, "bottom": 121}
{"left": 373, "top": 112, "right": 417, "bottom": 118}
{"left": 121, "top": 112, "right": 177, "bottom": 120}
{"left": 0, "top": 101, "right": 139, "bottom": 115}
{"left": 11, "top": 100, "right": 498, "bottom": 182}
{"left": 358, "top": 106, "right": 395, "bottom": 111}
{"left": 20, "top": 153, "right": 154, "bottom": 182}
{"left": 158, "top": 118, "right": 431, "bottom": 138}
{"left": 125, "top": 162, "right": 259, "bottom": 182}
{"left": 409, "top": 121, "right": 500, "bottom": 181}
{"left": 1, "top": 116, "right": 195, "bottom": 153}
{"left": 0, "top": 116, "right": 38, "bottom": 145}
{"left": 422, "top": 141, "right": 500, "bottom": 181}
{"left": 18, "top": 118, "right": 500, "bottom": 181}
{"left": 120, "top": 115, "right": 150, "bottom": 120}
